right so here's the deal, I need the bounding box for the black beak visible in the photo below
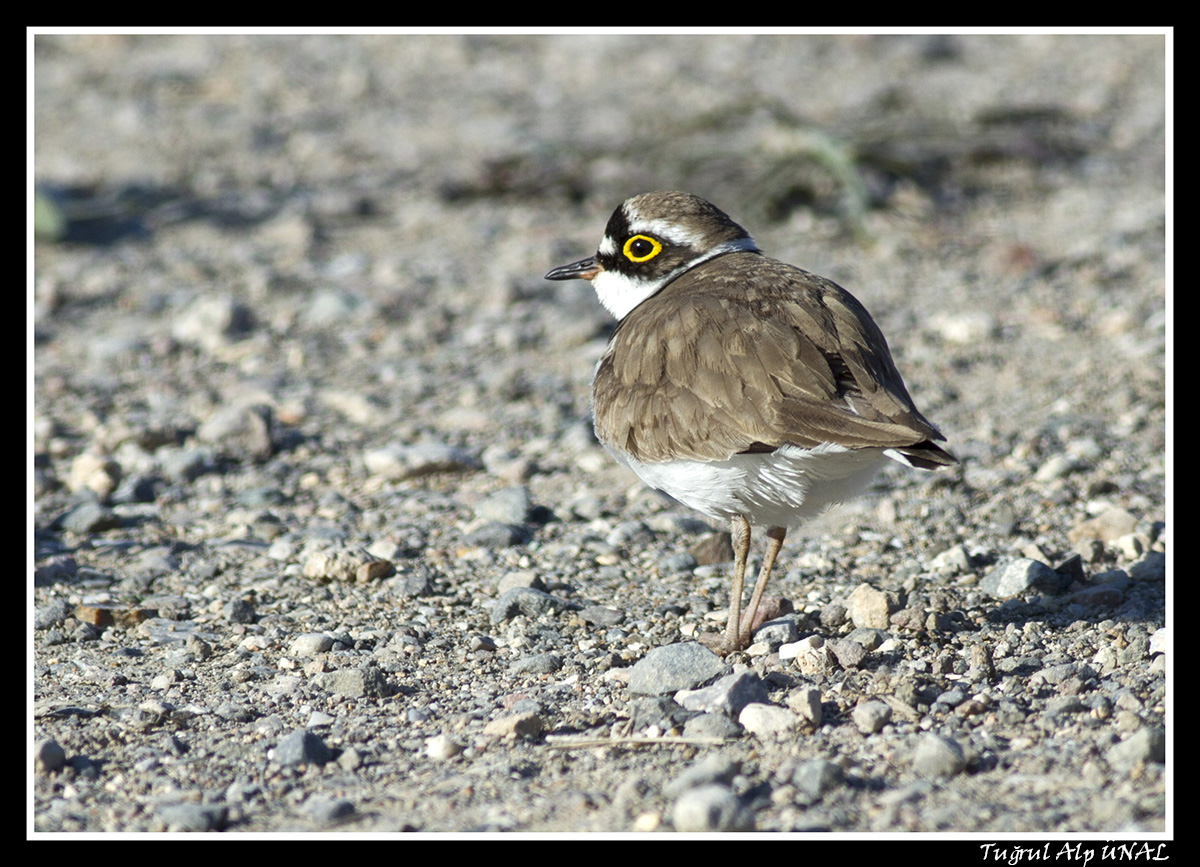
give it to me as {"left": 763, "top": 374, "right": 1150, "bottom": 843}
{"left": 545, "top": 256, "right": 602, "bottom": 281}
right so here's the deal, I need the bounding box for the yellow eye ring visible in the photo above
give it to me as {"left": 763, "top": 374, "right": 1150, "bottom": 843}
{"left": 623, "top": 234, "right": 663, "bottom": 263}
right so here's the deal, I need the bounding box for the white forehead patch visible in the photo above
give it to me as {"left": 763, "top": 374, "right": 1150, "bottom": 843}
{"left": 598, "top": 235, "right": 617, "bottom": 256}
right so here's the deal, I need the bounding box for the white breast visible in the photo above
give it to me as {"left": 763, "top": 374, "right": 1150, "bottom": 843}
{"left": 609, "top": 442, "right": 891, "bottom": 530}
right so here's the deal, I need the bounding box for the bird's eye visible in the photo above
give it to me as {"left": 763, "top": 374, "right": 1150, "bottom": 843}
{"left": 623, "top": 234, "right": 662, "bottom": 263}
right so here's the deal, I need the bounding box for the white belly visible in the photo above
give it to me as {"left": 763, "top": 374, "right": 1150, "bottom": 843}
{"left": 611, "top": 442, "right": 890, "bottom": 529}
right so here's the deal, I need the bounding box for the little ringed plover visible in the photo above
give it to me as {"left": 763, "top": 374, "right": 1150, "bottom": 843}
{"left": 546, "top": 191, "right": 956, "bottom": 654}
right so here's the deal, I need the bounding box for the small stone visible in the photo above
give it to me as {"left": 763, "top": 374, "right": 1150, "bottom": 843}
{"left": 273, "top": 729, "right": 332, "bottom": 766}
{"left": 1068, "top": 507, "right": 1139, "bottom": 546}
{"left": 1107, "top": 727, "right": 1165, "bottom": 771}
{"left": 785, "top": 685, "right": 823, "bottom": 726}
{"left": 483, "top": 712, "right": 544, "bottom": 739}
{"left": 197, "top": 402, "right": 274, "bottom": 460}
{"left": 578, "top": 605, "right": 625, "bottom": 627}
{"left": 508, "top": 653, "right": 562, "bottom": 675}
{"left": 1129, "top": 551, "right": 1165, "bottom": 582}
{"left": 852, "top": 700, "right": 892, "bottom": 734}
{"left": 670, "top": 784, "right": 753, "bottom": 832}
{"left": 792, "top": 759, "right": 844, "bottom": 804}
{"left": 489, "top": 587, "right": 575, "bottom": 623}
{"left": 67, "top": 452, "right": 121, "bottom": 498}
{"left": 664, "top": 755, "right": 740, "bottom": 797}
{"left": 980, "top": 558, "right": 1064, "bottom": 597}
{"left": 627, "top": 642, "right": 727, "bottom": 695}
{"left": 363, "top": 443, "right": 481, "bottom": 480}
{"left": 682, "top": 712, "right": 743, "bottom": 740}
{"left": 311, "top": 665, "right": 394, "bottom": 698}
{"left": 827, "top": 637, "right": 868, "bottom": 669}
{"left": 738, "top": 703, "right": 800, "bottom": 739}
{"left": 1148, "top": 627, "right": 1168, "bottom": 656}
{"left": 289, "top": 633, "right": 334, "bottom": 656}
{"left": 464, "top": 522, "right": 531, "bottom": 548}
{"left": 425, "top": 733, "right": 463, "bottom": 760}
{"left": 35, "top": 738, "right": 67, "bottom": 774}
{"left": 675, "top": 671, "right": 769, "bottom": 717}
{"left": 846, "top": 583, "right": 893, "bottom": 629}
{"left": 658, "top": 551, "right": 699, "bottom": 575}
{"left": 911, "top": 733, "right": 966, "bottom": 778}
{"left": 474, "top": 486, "right": 533, "bottom": 524}
{"left": 223, "top": 597, "right": 256, "bottom": 623}
{"left": 59, "top": 500, "right": 121, "bottom": 534}
{"left": 158, "top": 802, "right": 229, "bottom": 832}
{"left": 929, "top": 544, "right": 971, "bottom": 574}
{"left": 171, "top": 294, "right": 255, "bottom": 351}
{"left": 303, "top": 796, "right": 355, "bottom": 825}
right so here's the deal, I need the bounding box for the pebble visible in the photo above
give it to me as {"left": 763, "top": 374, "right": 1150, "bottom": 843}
{"left": 196, "top": 402, "right": 274, "bottom": 460}
{"left": 303, "top": 796, "right": 356, "bottom": 825}
{"left": 852, "top": 700, "right": 892, "bottom": 734}
{"left": 683, "top": 712, "right": 744, "bottom": 740}
{"left": 508, "top": 653, "right": 562, "bottom": 675}
{"left": 675, "top": 671, "right": 769, "bottom": 717}
{"left": 158, "top": 802, "right": 229, "bottom": 832}
{"left": 482, "top": 712, "right": 544, "bottom": 739}
{"left": 474, "top": 486, "right": 534, "bottom": 524}
{"left": 362, "top": 443, "right": 481, "bottom": 480}
{"left": 311, "top": 666, "right": 395, "bottom": 698}
{"left": 425, "top": 734, "right": 464, "bottom": 760}
{"left": 670, "top": 784, "right": 753, "bottom": 832}
{"left": 846, "top": 583, "right": 893, "bottom": 629}
{"left": 785, "top": 685, "right": 823, "bottom": 726}
{"left": 58, "top": 500, "right": 121, "bottom": 535}
{"left": 1107, "top": 727, "right": 1165, "bottom": 771}
{"left": 627, "top": 642, "right": 727, "bottom": 695}
{"left": 911, "top": 733, "right": 967, "bottom": 778}
{"left": 664, "top": 755, "right": 740, "bottom": 796}
{"left": 34, "top": 738, "right": 67, "bottom": 774}
{"left": 1068, "top": 507, "right": 1139, "bottom": 545}
{"left": 273, "top": 729, "right": 333, "bottom": 767}
{"left": 294, "top": 629, "right": 338, "bottom": 653}
{"left": 980, "top": 558, "right": 1063, "bottom": 597}
{"left": 738, "top": 703, "right": 800, "bottom": 739}
{"left": 489, "top": 587, "right": 576, "bottom": 623}
{"left": 792, "top": 759, "right": 844, "bottom": 804}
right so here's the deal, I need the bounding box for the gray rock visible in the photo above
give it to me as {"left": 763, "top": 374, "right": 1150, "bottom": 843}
{"left": 1107, "top": 727, "right": 1165, "bottom": 770}
{"left": 158, "top": 802, "right": 229, "bottom": 832}
{"left": 682, "top": 712, "right": 744, "bottom": 740}
{"left": 792, "top": 759, "right": 844, "bottom": 804}
{"left": 489, "top": 587, "right": 576, "bottom": 623}
{"left": 197, "top": 402, "right": 274, "bottom": 460}
{"left": 464, "top": 521, "right": 531, "bottom": 548}
{"left": 363, "top": 443, "right": 481, "bottom": 480}
{"left": 509, "top": 653, "right": 563, "bottom": 675}
{"left": 980, "top": 558, "right": 1064, "bottom": 597}
{"left": 627, "top": 642, "right": 727, "bottom": 695}
{"left": 35, "top": 738, "right": 67, "bottom": 774}
{"left": 911, "top": 733, "right": 966, "bottom": 778}
{"left": 670, "top": 784, "right": 753, "bottom": 832}
{"left": 664, "top": 754, "right": 740, "bottom": 797}
{"left": 852, "top": 700, "right": 892, "bottom": 734}
{"left": 474, "top": 486, "right": 533, "bottom": 524}
{"left": 59, "top": 500, "right": 121, "bottom": 534}
{"left": 675, "top": 670, "right": 769, "bottom": 717}
{"left": 274, "top": 729, "right": 333, "bottom": 766}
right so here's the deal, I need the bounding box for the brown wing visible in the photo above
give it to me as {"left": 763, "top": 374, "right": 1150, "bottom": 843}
{"left": 592, "top": 253, "right": 956, "bottom": 467}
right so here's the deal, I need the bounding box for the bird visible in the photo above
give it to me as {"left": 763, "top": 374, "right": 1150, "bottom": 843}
{"left": 545, "top": 191, "right": 957, "bottom": 655}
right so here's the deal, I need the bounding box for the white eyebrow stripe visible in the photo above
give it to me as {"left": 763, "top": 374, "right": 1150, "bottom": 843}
{"left": 626, "top": 216, "right": 705, "bottom": 248}
{"left": 598, "top": 235, "right": 616, "bottom": 256}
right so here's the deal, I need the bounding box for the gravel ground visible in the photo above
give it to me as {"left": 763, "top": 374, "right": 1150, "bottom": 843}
{"left": 32, "top": 33, "right": 1168, "bottom": 837}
